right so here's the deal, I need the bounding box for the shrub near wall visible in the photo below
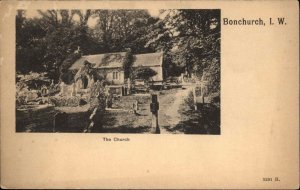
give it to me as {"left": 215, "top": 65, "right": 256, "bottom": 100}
{"left": 49, "top": 96, "right": 81, "bottom": 107}
{"left": 89, "top": 81, "right": 106, "bottom": 111}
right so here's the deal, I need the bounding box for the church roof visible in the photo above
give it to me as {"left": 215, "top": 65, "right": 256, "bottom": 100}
{"left": 69, "top": 52, "right": 126, "bottom": 70}
{"left": 133, "top": 52, "right": 163, "bottom": 67}
{"left": 69, "top": 52, "right": 163, "bottom": 70}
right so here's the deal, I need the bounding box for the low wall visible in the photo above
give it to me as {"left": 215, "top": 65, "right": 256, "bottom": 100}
{"left": 16, "top": 105, "right": 90, "bottom": 132}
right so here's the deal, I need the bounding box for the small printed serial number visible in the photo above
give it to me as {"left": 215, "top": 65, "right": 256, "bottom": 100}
{"left": 263, "top": 177, "right": 280, "bottom": 182}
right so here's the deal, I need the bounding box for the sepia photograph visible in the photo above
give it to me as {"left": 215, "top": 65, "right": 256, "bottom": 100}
{"left": 1, "top": 0, "right": 299, "bottom": 189}
{"left": 16, "top": 9, "right": 221, "bottom": 134}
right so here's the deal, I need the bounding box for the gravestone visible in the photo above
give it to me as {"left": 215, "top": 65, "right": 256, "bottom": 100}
{"left": 200, "top": 81, "right": 208, "bottom": 96}
{"left": 193, "top": 87, "right": 197, "bottom": 110}
{"left": 53, "top": 112, "right": 68, "bottom": 132}
{"left": 26, "top": 90, "right": 38, "bottom": 102}
{"left": 104, "top": 86, "right": 109, "bottom": 97}
{"left": 60, "top": 82, "right": 67, "bottom": 96}
{"left": 150, "top": 94, "right": 160, "bottom": 134}
{"left": 40, "top": 86, "right": 48, "bottom": 104}
{"left": 55, "top": 84, "right": 60, "bottom": 93}
{"left": 133, "top": 100, "right": 138, "bottom": 114}
{"left": 121, "top": 86, "right": 125, "bottom": 96}
{"left": 127, "top": 78, "right": 131, "bottom": 94}
{"left": 106, "top": 95, "right": 113, "bottom": 108}
{"left": 49, "top": 79, "right": 55, "bottom": 94}
{"left": 41, "top": 85, "right": 48, "bottom": 97}
{"left": 180, "top": 73, "right": 185, "bottom": 84}
{"left": 71, "top": 82, "right": 76, "bottom": 97}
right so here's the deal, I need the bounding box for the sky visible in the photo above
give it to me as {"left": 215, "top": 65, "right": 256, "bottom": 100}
{"left": 24, "top": 9, "right": 162, "bottom": 28}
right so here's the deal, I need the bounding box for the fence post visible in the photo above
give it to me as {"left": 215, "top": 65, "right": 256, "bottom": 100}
{"left": 193, "top": 86, "right": 197, "bottom": 111}
{"left": 150, "top": 94, "right": 160, "bottom": 134}
{"left": 127, "top": 78, "right": 131, "bottom": 95}
{"left": 133, "top": 100, "right": 138, "bottom": 114}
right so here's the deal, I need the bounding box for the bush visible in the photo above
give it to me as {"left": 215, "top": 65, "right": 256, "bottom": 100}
{"left": 89, "top": 80, "right": 107, "bottom": 112}
{"left": 202, "top": 58, "right": 220, "bottom": 95}
{"left": 60, "top": 53, "right": 81, "bottom": 84}
{"left": 60, "top": 53, "right": 81, "bottom": 73}
{"left": 60, "top": 71, "right": 76, "bottom": 85}
{"left": 49, "top": 96, "right": 81, "bottom": 107}
{"left": 132, "top": 67, "right": 157, "bottom": 81}
{"left": 184, "top": 91, "right": 195, "bottom": 110}
{"left": 16, "top": 95, "right": 27, "bottom": 107}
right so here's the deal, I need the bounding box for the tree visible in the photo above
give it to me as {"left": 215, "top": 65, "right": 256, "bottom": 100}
{"left": 168, "top": 10, "right": 220, "bottom": 76}
{"left": 146, "top": 9, "right": 220, "bottom": 93}
{"left": 122, "top": 49, "right": 135, "bottom": 79}
{"left": 59, "top": 52, "right": 82, "bottom": 84}
{"left": 132, "top": 67, "right": 157, "bottom": 81}
{"left": 16, "top": 9, "right": 98, "bottom": 81}
{"left": 92, "top": 10, "right": 155, "bottom": 53}
{"left": 16, "top": 10, "right": 47, "bottom": 73}
{"left": 16, "top": 9, "right": 158, "bottom": 78}
{"left": 16, "top": 9, "right": 220, "bottom": 94}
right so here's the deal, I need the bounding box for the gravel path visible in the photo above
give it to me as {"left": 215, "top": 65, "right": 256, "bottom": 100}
{"left": 158, "top": 87, "right": 192, "bottom": 133}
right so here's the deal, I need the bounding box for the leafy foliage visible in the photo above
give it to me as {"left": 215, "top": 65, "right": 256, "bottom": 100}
{"left": 132, "top": 67, "right": 157, "bottom": 81}
{"left": 123, "top": 49, "right": 135, "bottom": 79}
{"left": 60, "top": 53, "right": 82, "bottom": 84}
{"left": 146, "top": 9, "right": 220, "bottom": 94}
{"left": 92, "top": 10, "right": 156, "bottom": 53}
{"left": 89, "top": 80, "right": 107, "bottom": 113}
{"left": 16, "top": 10, "right": 46, "bottom": 73}
{"left": 16, "top": 9, "right": 220, "bottom": 94}
{"left": 49, "top": 96, "right": 81, "bottom": 107}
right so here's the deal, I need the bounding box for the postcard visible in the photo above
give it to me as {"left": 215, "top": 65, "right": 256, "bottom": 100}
{"left": 0, "top": 0, "right": 299, "bottom": 189}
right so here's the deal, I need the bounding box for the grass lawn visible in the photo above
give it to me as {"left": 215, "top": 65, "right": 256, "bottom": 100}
{"left": 16, "top": 104, "right": 90, "bottom": 132}
{"left": 16, "top": 87, "right": 220, "bottom": 134}
{"left": 100, "top": 94, "right": 153, "bottom": 133}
